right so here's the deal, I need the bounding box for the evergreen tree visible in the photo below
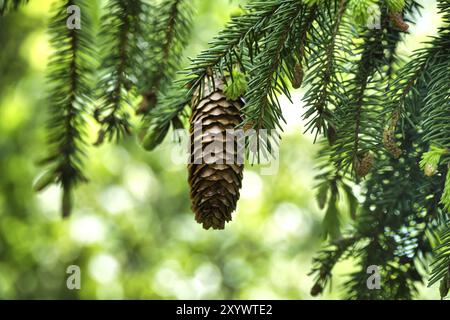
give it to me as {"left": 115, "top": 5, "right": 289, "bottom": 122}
{"left": 3, "top": 0, "right": 449, "bottom": 299}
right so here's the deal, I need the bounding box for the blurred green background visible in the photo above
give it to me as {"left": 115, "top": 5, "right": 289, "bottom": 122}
{"left": 0, "top": 0, "right": 442, "bottom": 299}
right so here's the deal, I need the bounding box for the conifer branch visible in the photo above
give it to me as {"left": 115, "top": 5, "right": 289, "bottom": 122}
{"left": 243, "top": 0, "right": 305, "bottom": 133}
{"left": 296, "top": 5, "right": 317, "bottom": 67}
{"left": 182, "top": 0, "right": 290, "bottom": 97}
{"left": 312, "top": 66, "right": 445, "bottom": 299}
{"left": 141, "top": 0, "right": 295, "bottom": 151}
{"left": 137, "top": 0, "right": 193, "bottom": 117}
{"left": 27, "top": 0, "right": 450, "bottom": 300}
{"left": 331, "top": 16, "right": 387, "bottom": 174}
{"left": 94, "top": 0, "right": 145, "bottom": 144}
{"left": 37, "top": 0, "right": 93, "bottom": 217}
{"left": 346, "top": 137, "right": 441, "bottom": 299}
{"left": 420, "top": 2, "right": 450, "bottom": 151}
{"left": 302, "top": 0, "right": 350, "bottom": 141}
{"left": 384, "top": 1, "right": 450, "bottom": 151}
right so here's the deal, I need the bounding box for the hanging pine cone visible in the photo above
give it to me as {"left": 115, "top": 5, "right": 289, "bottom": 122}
{"left": 188, "top": 78, "right": 244, "bottom": 230}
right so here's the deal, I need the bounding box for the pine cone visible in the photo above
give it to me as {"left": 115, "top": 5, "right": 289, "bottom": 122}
{"left": 188, "top": 78, "right": 244, "bottom": 230}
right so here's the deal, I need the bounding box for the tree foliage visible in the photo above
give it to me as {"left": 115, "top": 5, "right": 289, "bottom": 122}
{"left": 3, "top": 0, "right": 450, "bottom": 299}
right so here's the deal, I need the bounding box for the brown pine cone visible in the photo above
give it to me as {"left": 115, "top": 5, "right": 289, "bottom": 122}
{"left": 188, "top": 78, "right": 244, "bottom": 230}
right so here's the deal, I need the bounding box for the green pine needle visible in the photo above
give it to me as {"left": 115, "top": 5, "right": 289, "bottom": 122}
{"left": 224, "top": 70, "right": 248, "bottom": 101}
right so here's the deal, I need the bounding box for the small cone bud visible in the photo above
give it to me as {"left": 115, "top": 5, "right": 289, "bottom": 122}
{"left": 383, "top": 112, "right": 403, "bottom": 158}
{"left": 355, "top": 152, "right": 374, "bottom": 178}
{"left": 310, "top": 283, "right": 323, "bottom": 297}
{"left": 327, "top": 125, "right": 337, "bottom": 146}
{"left": 292, "top": 63, "right": 304, "bottom": 89}
{"left": 383, "top": 128, "right": 403, "bottom": 158}
{"left": 390, "top": 12, "right": 409, "bottom": 32}
{"left": 424, "top": 163, "right": 437, "bottom": 177}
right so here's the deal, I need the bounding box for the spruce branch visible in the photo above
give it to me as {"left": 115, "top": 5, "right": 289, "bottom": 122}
{"left": 243, "top": 0, "right": 305, "bottom": 134}
{"left": 301, "top": 0, "right": 349, "bottom": 141}
{"left": 182, "top": 0, "right": 292, "bottom": 95}
{"left": 384, "top": 1, "right": 450, "bottom": 155}
{"left": 94, "top": 0, "right": 145, "bottom": 144}
{"left": 141, "top": 0, "right": 296, "bottom": 151}
{"left": 37, "top": 0, "right": 94, "bottom": 217}
{"left": 310, "top": 5, "right": 412, "bottom": 239}
{"left": 141, "top": 87, "right": 189, "bottom": 151}
{"left": 137, "top": 0, "right": 193, "bottom": 117}
{"left": 311, "top": 76, "right": 444, "bottom": 299}
{"left": 330, "top": 2, "right": 423, "bottom": 174}
{"left": 294, "top": 4, "right": 317, "bottom": 67}
{"left": 385, "top": 0, "right": 422, "bottom": 78}
{"left": 330, "top": 15, "right": 387, "bottom": 175}
{"left": 313, "top": 145, "right": 360, "bottom": 239}
{"left": 342, "top": 82, "right": 443, "bottom": 299}
{"left": 421, "top": 45, "right": 450, "bottom": 150}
